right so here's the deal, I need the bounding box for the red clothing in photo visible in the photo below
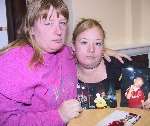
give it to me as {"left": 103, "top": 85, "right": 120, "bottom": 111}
{"left": 127, "top": 88, "right": 145, "bottom": 108}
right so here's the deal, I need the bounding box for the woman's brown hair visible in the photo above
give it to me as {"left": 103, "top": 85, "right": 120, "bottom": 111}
{"left": 1, "top": 0, "right": 69, "bottom": 66}
{"left": 72, "top": 18, "right": 105, "bottom": 44}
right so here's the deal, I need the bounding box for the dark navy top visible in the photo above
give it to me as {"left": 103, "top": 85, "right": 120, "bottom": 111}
{"left": 77, "top": 57, "right": 127, "bottom": 109}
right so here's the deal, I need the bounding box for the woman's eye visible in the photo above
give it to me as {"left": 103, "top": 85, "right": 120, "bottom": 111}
{"left": 80, "top": 41, "right": 87, "bottom": 45}
{"left": 44, "top": 21, "right": 54, "bottom": 26}
{"left": 60, "top": 21, "right": 67, "bottom": 26}
{"left": 96, "top": 42, "right": 104, "bottom": 47}
{"left": 41, "top": 17, "right": 54, "bottom": 25}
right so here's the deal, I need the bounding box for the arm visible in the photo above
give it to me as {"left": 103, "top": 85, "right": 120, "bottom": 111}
{"left": 0, "top": 47, "right": 81, "bottom": 126}
{"left": 0, "top": 94, "right": 64, "bottom": 126}
{"left": 125, "top": 86, "right": 134, "bottom": 99}
{"left": 104, "top": 48, "right": 132, "bottom": 63}
{"left": 66, "top": 43, "right": 132, "bottom": 63}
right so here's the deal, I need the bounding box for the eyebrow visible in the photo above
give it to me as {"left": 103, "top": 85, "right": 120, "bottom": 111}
{"left": 79, "top": 38, "right": 103, "bottom": 41}
{"left": 59, "top": 19, "right": 67, "bottom": 22}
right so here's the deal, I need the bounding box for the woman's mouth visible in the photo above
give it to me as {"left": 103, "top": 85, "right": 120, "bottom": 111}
{"left": 52, "top": 39, "right": 62, "bottom": 43}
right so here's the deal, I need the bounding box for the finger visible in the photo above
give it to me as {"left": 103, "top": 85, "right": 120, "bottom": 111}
{"left": 71, "top": 111, "right": 80, "bottom": 118}
{"left": 143, "top": 100, "right": 150, "bottom": 106}
{"left": 65, "top": 99, "right": 81, "bottom": 110}
{"left": 115, "top": 56, "right": 124, "bottom": 64}
{"left": 143, "top": 104, "right": 150, "bottom": 109}
{"left": 123, "top": 55, "right": 132, "bottom": 61}
{"left": 74, "top": 112, "right": 80, "bottom": 118}
{"left": 71, "top": 102, "right": 82, "bottom": 112}
{"left": 118, "top": 53, "right": 132, "bottom": 61}
{"left": 65, "top": 99, "right": 78, "bottom": 105}
{"left": 103, "top": 54, "right": 111, "bottom": 62}
{"left": 79, "top": 106, "right": 83, "bottom": 112}
{"left": 73, "top": 105, "right": 83, "bottom": 112}
{"left": 142, "top": 100, "right": 150, "bottom": 109}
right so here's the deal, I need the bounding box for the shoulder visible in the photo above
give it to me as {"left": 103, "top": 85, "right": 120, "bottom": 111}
{"left": 104, "top": 57, "right": 124, "bottom": 79}
{"left": 104, "top": 57, "right": 122, "bottom": 72}
{"left": 0, "top": 45, "right": 34, "bottom": 64}
{"left": 58, "top": 45, "right": 74, "bottom": 61}
{"left": 0, "top": 45, "right": 34, "bottom": 79}
{"left": 0, "top": 45, "right": 33, "bottom": 57}
{"left": 60, "top": 45, "right": 73, "bottom": 56}
{"left": 58, "top": 45, "right": 76, "bottom": 76}
{"left": 0, "top": 45, "right": 35, "bottom": 103}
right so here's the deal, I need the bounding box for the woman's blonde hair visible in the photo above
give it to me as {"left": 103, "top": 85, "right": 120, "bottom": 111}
{"left": 72, "top": 18, "right": 105, "bottom": 43}
{"left": 1, "top": 0, "right": 69, "bottom": 66}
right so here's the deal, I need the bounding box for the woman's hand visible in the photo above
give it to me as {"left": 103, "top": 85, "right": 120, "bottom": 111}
{"left": 59, "top": 99, "right": 82, "bottom": 123}
{"left": 104, "top": 48, "right": 132, "bottom": 63}
{"left": 142, "top": 92, "right": 150, "bottom": 110}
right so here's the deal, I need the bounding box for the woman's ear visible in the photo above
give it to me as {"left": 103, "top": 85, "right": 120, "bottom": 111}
{"left": 30, "top": 27, "right": 35, "bottom": 36}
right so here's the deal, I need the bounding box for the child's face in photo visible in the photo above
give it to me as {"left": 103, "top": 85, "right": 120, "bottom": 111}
{"left": 134, "top": 77, "right": 144, "bottom": 88}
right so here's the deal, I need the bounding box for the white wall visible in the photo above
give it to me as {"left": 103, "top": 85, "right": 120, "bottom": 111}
{"left": 141, "top": 0, "right": 150, "bottom": 43}
{"left": 64, "top": 0, "right": 73, "bottom": 42}
{"left": 70, "top": 0, "right": 150, "bottom": 49}
{"left": 1, "top": 0, "right": 149, "bottom": 50}
{"left": 0, "top": 0, "right": 8, "bottom": 49}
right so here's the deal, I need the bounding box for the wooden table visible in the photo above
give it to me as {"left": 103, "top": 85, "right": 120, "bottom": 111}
{"left": 68, "top": 107, "right": 150, "bottom": 126}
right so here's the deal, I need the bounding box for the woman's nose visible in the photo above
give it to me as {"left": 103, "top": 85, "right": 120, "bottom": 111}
{"left": 88, "top": 43, "right": 95, "bottom": 53}
{"left": 54, "top": 24, "right": 62, "bottom": 36}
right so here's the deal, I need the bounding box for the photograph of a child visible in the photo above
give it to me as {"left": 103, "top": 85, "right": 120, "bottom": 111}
{"left": 125, "top": 76, "right": 145, "bottom": 108}
{"left": 120, "top": 66, "right": 150, "bottom": 108}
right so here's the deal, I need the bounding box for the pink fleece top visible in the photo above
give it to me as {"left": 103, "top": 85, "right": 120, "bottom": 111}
{"left": 0, "top": 45, "right": 77, "bottom": 126}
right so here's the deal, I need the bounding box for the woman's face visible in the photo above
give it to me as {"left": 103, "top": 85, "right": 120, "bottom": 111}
{"left": 31, "top": 7, "right": 67, "bottom": 53}
{"left": 74, "top": 27, "right": 104, "bottom": 69}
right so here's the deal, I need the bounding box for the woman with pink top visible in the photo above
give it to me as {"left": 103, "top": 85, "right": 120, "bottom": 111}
{"left": 0, "top": 0, "right": 132, "bottom": 126}
{"left": 0, "top": 0, "right": 81, "bottom": 125}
